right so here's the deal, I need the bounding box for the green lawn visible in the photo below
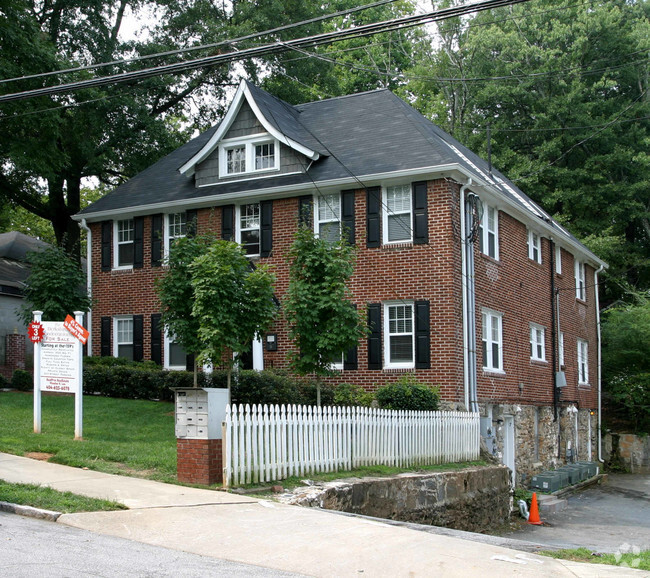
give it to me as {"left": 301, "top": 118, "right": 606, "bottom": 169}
{"left": 542, "top": 548, "right": 650, "bottom": 571}
{"left": 0, "top": 391, "right": 177, "bottom": 483}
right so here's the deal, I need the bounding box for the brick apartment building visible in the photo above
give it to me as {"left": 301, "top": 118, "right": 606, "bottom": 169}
{"left": 75, "top": 81, "right": 606, "bottom": 486}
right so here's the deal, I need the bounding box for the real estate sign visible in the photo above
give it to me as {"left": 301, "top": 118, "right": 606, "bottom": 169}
{"left": 39, "top": 321, "right": 80, "bottom": 393}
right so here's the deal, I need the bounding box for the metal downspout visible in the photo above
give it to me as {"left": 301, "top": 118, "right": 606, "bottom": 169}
{"left": 79, "top": 218, "right": 92, "bottom": 356}
{"left": 460, "top": 180, "right": 472, "bottom": 411}
{"left": 595, "top": 264, "right": 605, "bottom": 463}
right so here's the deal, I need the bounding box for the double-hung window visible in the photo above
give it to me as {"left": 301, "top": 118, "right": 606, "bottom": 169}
{"left": 238, "top": 203, "right": 261, "bottom": 256}
{"left": 114, "top": 317, "right": 134, "bottom": 360}
{"left": 164, "top": 213, "right": 186, "bottom": 255}
{"left": 555, "top": 245, "right": 562, "bottom": 275}
{"left": 221, "top": 137, "right": 278, "bottom": 177}
{"left": 530, "top": 323, "right": 546, "bottom": 361}
{"left": 482, "top": 309, "right": 503, "bottom": 372}
{"left": 317, "top": 193, "right": 341, "bottom": 244}
{"left": 384, "top": 302, "right": 414, "bottom": 368}
{"left": 528, "top": 230, "right": 542, "bottom": 263}
{"left": 479, "top": 205, "right": 499, "bottom": 259}
{"left": 383, "top": 185, "right": 412, "bottom": 244}
{"left": 115, "top": 219, "right": 134, "bottom": 268}
{"left": 575, "top": 260, "right": 586, "bottom": 300}
{"left": 165, "top": 332, "right": 187, "bottom": 370}
{"left": 577, "top": 339, "right": 589, "bottom": 384}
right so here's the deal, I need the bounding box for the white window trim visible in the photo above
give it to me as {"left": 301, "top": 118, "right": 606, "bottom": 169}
{"left": 555, "top": 245, "right": 562, "bottom": 275}
{"left": 163, "top": 213, "right": 187, "bottom": 257}
{"left": 575, "top": 259, "right": 586, "bottom": 301}
{"left": 113, "top": 316, "right": 133, "bottom": 359}
{"left": 559, "top": 331, "right": 565, "bottom": 368}
{"left": 383, "top": 301, "right": 415, "bottom": 369}
{"left": 530, "top": 323, "right": 546, "bottom": 362}
{"left": 382, "top": 185, "right": 413, "bottom": 245}
{"left": 578, "top": 339, "right": 589, "bottom": 385}
{"left": 479, "top": 205, "right": 499, "bottom": 260}
{"left": 113, "top": 219, "right": 134, "bottom": 270}
{"left": 482, "top": 308, "right": 504, "bottom": 373}
{"left": 218, "top": 134, "right": 280, "bottom": 178}
{"left": 235, "top": 203, "right": 261, "bottom": 257}
{"left": 314, "top": 193, "right": 341, "bottom": 242}
{"left": 528, "top": 229, "right": 542, "bottom": 264}
{"left": 164, "top": 331, "right": 187, "bottom": 371}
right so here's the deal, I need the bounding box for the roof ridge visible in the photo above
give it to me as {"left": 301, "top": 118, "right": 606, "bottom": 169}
{"left": 297, "top": 87, "right": 391, "bottom": 108}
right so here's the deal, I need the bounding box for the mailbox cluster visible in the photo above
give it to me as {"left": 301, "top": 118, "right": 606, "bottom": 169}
{"left": 174, "top": 388, "right": 228, "bottom": 439}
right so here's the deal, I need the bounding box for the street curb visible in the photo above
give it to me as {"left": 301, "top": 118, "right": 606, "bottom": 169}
{"left": 0, "top": 501, "right": 62, "bottom": 521}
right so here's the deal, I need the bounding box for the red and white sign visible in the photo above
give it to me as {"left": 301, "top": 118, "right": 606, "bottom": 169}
{"left": 28, "top": 321, "right": 44, "bottom": 343}
{"left": 63, "top": 314, "right": 89, "bottom": 345}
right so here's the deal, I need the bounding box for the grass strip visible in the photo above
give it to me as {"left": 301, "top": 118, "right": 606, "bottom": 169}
{"left": 0, "top": 480, "right": 127, "bottom": 513}
{"left": 541, "top": 547, "right": 650, "bottom": 571}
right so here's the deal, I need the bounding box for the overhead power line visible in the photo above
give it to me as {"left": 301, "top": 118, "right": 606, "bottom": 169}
{"left": 0, "top": 0, "right": 533, "bottom": 103}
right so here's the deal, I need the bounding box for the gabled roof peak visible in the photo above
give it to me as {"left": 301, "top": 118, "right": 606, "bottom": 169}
{"left": 179, "top": 79, "right": 323, "bottom": 177}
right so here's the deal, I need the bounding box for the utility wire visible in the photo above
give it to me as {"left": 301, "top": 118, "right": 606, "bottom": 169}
{"left": 0, "top": 0, "right": 403, "bottom": 86}
{"left": 0, "top": 0, "right": 534, "bottom": 103}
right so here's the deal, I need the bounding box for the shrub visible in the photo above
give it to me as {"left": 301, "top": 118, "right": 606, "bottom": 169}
{"left": 0, "top": 373, "right": 8, "bottom": 389}
{"left": 375, "top": 375, "right": 439, "bottom": 411}
{"left": 332, "top": 382, "right": 374, "bottom": 407}
{"left": 12, "top": 370, "right": 33, "bottom": 391}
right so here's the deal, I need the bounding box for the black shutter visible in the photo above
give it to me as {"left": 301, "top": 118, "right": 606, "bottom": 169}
{"left": 298, "top": 195, "right": 313, "bottom": 227}
{"left": 367, "top": 303, "right": 382, "bottom": 370}
{"left": 101, "top": 221, "right": 112, "bottom": 271}
{"left": 366, "top": 187, "right": 381, "bottom": 248}
{"left": 151, "top": 214, "right": 163, "bottom": 266}
{"left": 415, "top": 300, "right": 430, "bottom": 369}
{"left": 133, "top": 315, "right": 144, "bottom": 362}
{"left": 413, "top": 181, "right": 428, "bottom": 244}
{"left": 100, "top": 316, "right": 111, "bottom": 357}
{"left": 260, "top": 200, "right": 273, "bottom": 257}
{"left": 344, "top": 346, "right": 358, "bottom": 371}
{"left": 133, "top": 216, "right": 144, "bottom": 269}
{"left": 151, "top": 314, "right": 162, "bottom": 366}
{"left": 341, "top": 190, "right": 355, "bottom": 246}
{"left": 222, "top": 205, "right": 234, "bottom": 240}
{"left": 186, "top": 353, "right": 195, "bottom": 372}
{"left": 186, "top": 209, "right": 198, "bottom": 238}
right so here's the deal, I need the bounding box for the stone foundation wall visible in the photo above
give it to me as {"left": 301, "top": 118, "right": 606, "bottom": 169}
{"left": 480, "top": 403, "right": 598, "bottom": 487}
{"left": 604, "top": 433, "right": 650, "bottom": 474}
{"left": 310, "top": 466, "right": 511, "bottom": 533}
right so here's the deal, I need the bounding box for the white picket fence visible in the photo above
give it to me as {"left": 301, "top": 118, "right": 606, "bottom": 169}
{"left": 223, "top": 404, "right": 480, "bottom": 487}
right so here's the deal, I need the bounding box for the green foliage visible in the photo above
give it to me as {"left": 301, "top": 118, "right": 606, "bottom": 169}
{"left": 541, "top": 547, "right": 650, "bottom": 571}
{"left": 11, "top": 369, "right": 32, "bottom": 391}
{"left": 0, "top": 373, "right": 8, "bottom": 389}
{"left": 229, "top": 370, "right": 332, "bottom": 407}
{"left": 332, "top": 382, "right": 374, "bottom": 407}
{"left": 190, "top": 241, "right": 277, "bottom": 374}
{"left": 601, "top": 298, "right": 650, "bottom": 433}
{"left": 284, "top": 227, "right": 367, "bottom": 378}
{"left": 375, "top": 375, "right": 440, "bottom": 411}
{"left": 155, "top": 234, "right": 215, "bottom": 367}
{"left": 19, "top": 246, "right": 90, "bottom": 324}
{"left": 0, "top": 480, "right": 126, "bottom": 513}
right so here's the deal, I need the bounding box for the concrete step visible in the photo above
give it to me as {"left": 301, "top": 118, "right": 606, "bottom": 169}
{"left": 536, "top": 493, "right": 568, "bottom": 514}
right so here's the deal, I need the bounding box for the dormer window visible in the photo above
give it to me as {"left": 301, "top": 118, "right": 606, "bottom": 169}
{"left": 220, "top": 136, "right": 278, "bottom": 178}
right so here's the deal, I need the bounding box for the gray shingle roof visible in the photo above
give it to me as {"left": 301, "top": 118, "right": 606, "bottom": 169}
{"left": 75, "top": 84, "right": 598, "bottom": 262}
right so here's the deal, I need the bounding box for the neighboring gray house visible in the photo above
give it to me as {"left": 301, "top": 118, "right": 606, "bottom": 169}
{"left": 0, "top": 231, "right": 49, "bottom": 376}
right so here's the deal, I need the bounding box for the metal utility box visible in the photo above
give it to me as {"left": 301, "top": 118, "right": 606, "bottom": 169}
{"left": 530, "top": 472, "right": 563, "bottom": 493}
{"left": 174, "top": 388, "right": 228, "bottom": 440}
{"left": 577, "top": 461, "right": 599, "bottom": 478}
{"left": 557, "top": 465, "right": 581, "bottom": 484}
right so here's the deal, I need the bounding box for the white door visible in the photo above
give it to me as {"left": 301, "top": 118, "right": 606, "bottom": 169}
{"left": 502, "top": 415, "right": 516, "bottom": 486}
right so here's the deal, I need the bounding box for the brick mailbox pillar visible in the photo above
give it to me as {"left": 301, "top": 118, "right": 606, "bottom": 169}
{"left": 6, "top": 333, "right": 26, "bottom": 373}
{"left": 174, "top": 388, "right": 228, "bottom": 485}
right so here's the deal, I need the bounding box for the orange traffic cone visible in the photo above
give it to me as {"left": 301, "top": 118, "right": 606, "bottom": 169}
{"left": 528, "top": 492, "right": 543, "bottom": 525}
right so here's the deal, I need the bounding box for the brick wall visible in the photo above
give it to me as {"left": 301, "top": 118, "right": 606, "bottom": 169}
{"left": 177, "top": 438, "right": 223, "bottom": 485}
{"left": 0, "top": 333, "right": 26, "bottom": 380}
{"left": 89, "top": 177, "right": 600, "bottom": 413}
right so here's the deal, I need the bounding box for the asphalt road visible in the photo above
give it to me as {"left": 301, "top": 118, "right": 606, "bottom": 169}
{"left": 504, "top": 474, "right": 650, "bottom": 554}
{"left": 0, "top": 512, "right": 304, "bottom": 578}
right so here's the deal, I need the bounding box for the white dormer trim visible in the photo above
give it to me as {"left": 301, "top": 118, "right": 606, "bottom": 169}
{"left": 179, "top": 80, "right": 319, "bottom": 177}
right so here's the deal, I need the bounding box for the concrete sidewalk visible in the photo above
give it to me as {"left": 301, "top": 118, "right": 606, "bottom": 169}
{"left": 0, "top": 453, "right": 644, "bottom": 577}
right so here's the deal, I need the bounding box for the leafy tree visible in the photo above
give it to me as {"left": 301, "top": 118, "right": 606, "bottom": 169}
{"left": 190, "top": 240, "right": 277, "bottom": 401}
{"left": 284, "top": 227, "right": 367, "bottom": 406}
{"left": 405, "top": 0, "right": 650, "bottom": 304}
{"left": 155, "top": 233, "right": 215, "bottom": 386}
{"left": 19, "top": 245, "right": 90, "bottom": 324}
{"left": 601, "top": 296, "right": 650, "bottom": 433}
